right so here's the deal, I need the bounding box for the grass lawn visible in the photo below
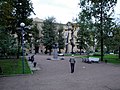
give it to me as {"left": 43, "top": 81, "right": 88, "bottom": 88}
{"left": 65, "top": 53, "right": 120, "bottom": 64}
{"left": 0, "top": 58, "right": 31, "bottom": 75}
{"left": 104, "top": 54, "right": 120, "bottom": 64}
{"left": 87, "top": 54, "right": 120, "bottom": 64}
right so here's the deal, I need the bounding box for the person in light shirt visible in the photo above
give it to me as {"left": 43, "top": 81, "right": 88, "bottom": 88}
{"left": 69, "top": 54, "right": 76, "bottom": 73}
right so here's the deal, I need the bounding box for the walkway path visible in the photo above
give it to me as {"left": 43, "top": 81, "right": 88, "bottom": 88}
{"left": 0, "top": 54, "right": 120, "bottom": 90}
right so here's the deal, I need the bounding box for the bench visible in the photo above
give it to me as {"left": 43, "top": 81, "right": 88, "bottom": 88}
{"left": 82, "top": 58, "right": 91, "bottom": 63}
{"left": 89, "top": 57, "right": 99, "bottom": 63}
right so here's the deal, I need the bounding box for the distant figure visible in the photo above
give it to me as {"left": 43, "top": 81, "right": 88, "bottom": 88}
{"left": 28, "top": 56, "right": 31, "bottom": 61}
{"left": 69, "top": 54, "right": 76, "bottom": 73}
{"left": 0, "top": 67, "right": 2, "bottom": 74}
{"left": 105, "top": 60, "right": 108, "bottom": 63}
{"left": 31, "top": 55, "right": 34, "bottom": 63}
{"left": 33, "top": 62, "right": 37, "bottom": 67}
{"left": 41, "top": 50, "right": 43, "bottom": 54}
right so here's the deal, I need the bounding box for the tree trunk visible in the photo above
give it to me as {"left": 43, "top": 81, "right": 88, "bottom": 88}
{"left": 58, "top": 48, "right": 61, "bottom": 53}
{"left": 100, "top": 0, "right": 104, "bottom": 61}
{"left": 80, "top": 48, "right": 82, "bottom": 55}
{"left": 49, "top": 49, "right": 52, "bottom": 55}
{"left": 45, "top": 47, "right": 48, "bottom": 54}
{"left": 119, "top": 47, "right": 120, "bottom": 59}
{"left": 71, "top": 44, "right": 74, "bottom": 54}
{"left": 65, "top": 44, "right": 68, "bottom": 53}
{"left": 35, "top": 46, "right": 39, "bottom": 54}
{"left": 17, "top": 37, "right": 20, "bottom": 59}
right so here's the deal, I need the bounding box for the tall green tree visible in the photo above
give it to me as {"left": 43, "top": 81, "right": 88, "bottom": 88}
{"left": 103, "top": 17, "right": 115, "bottom": 53}
{"left": 12, "top": 0, "right": 34, "bottom": 58}
{"left": 0, "top": 0, "right": 34, "bottom": 58}
{"left": 0, "top": 0, "right": 17, "bottom": 58}
{"left": 0, "top": 0, "right": 14, "bottom": 32}
{"left": 42, "top": 17, "right": 57, "bottom": 55}
{"left": 112, "top": 24, "right": 120, "bottom": 58}
{"left": 31, "top": 24, "right": 40, "bottom": 54}
{"left": 78, "top": 0, "right": 117, "bottom": 59}
{"left": 0, "top": 0, "right": 34, "bottom": 33}
{"left": 77, "top": 5, "right": 95, "bottom": 54}
{"left": 12, "top": 0, "right": 34, "bottom": 26}
{"left": 57, "top": 25, "right": 65, "bottom": 53}
{"left": 0, "top": 28, "right": 17, "bottom": 57}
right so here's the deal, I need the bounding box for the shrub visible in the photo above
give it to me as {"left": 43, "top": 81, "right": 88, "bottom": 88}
{"left": 93, "top": 53, "right": 101, "bottom": 56}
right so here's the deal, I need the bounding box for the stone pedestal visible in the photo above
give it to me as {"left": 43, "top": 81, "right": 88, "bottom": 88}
{"left": 52, "top": 43, "right": 58, "bottom": 60}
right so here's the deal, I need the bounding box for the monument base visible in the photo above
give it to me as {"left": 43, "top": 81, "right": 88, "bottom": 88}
{"left": 51, "top": 57, "right": 65, "bottom": 60}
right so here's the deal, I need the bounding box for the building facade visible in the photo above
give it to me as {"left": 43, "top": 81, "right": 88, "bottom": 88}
{"left": 33, "top": 17, "right": 80, "bottom": 54}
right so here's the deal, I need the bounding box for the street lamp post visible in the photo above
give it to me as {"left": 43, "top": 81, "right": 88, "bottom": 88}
{"left": 29, "top": 33, "right": 33, "bottom": 53}
{"left": 20, "top": 22, "right": 25, "bottom": 74}
{"left": 100, "top": 0, "right": 103, "bottom": 61}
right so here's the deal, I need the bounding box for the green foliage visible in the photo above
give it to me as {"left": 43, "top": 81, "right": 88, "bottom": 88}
{"left": 78, "top": 0, "right": 117, "bottom": 52}
{"left": 0, "top": 28, "right": 18, "bottom": 57}
{"left": 90, "top": 54, "right": 120, "bottom": 64}
{"left": 111, "top": 25, "right": 120, "bottom": 49}
{"left": 0, "top": 0, "right": 13, "bottom": 27}
{"left": 104, "top": 54, "right": 117, "bottom": 59}
{"left": 104, "top": 54, "right": 120, "bottom": 64}
{"left": 12, "top": 0, "right": 34, "bottom": 43}
{"left": 93, "top": 53, "right": 101, "bottom": 56}
{"left": 29, "top": 24, "right": 40, "bottom": 46}
{"left": 57, "top": 25, "right": 65, "bottom": 53}
{"left": 42, "top": 17, "right": 57, "bottom": 52}
{"left": 0, "top": 0, "right": 34, "bottom": 58}
{"left": 77, "top": 6, "right": 95, "bottom": 52}
{"left": 32, "top": 24, "right": 39, "bottom": 39}
{"left": 0, "top": 0, "right": 34, "bottom": 33}
{"left": 12, "top": 0, "right": 34, "bottom": 25}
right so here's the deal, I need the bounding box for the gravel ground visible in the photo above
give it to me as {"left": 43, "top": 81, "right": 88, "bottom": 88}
{"left": 0, "top": 54, "right": 120, "bottom": 90}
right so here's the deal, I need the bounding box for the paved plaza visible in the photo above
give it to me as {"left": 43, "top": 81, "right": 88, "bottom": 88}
{"left": 0, "top": 54, "right": 120, "bottom": 90}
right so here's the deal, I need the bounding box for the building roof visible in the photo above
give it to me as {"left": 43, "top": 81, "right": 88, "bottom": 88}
{"left": 33, "top": 17, "right": 44, "bottom": 23}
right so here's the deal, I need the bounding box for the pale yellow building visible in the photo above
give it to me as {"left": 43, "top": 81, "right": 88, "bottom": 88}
{"left": 33, "top": 17, "right": 80, "bottom": 54}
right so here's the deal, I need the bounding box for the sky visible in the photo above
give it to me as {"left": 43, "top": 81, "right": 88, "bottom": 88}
{"left": 30, "top": 0, "right": 120, "bottom": 24}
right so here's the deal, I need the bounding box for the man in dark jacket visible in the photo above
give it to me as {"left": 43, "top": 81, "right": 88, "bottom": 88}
{"left": 69, "top": 54, "right": 76, "bottom": 73}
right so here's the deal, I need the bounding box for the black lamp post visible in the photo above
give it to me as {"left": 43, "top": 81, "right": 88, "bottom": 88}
{"left": 29, "top": 33, "right": 33, "bottom": 53}
{"left": 20, "top": 22, "right": 25, "bottom": 74}
{"left": 100, "top": 0, "right": 103, "bottom": 61}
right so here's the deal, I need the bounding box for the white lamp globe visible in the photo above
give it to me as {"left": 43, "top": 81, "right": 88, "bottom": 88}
{"left": 20, "top": 22, "right": 25, "bottom": 27}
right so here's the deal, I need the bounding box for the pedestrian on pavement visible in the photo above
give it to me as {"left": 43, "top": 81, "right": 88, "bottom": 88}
{"left": 69, "top": 54, "right": 76, "bottom": 73}
{"left": 31, "top": 55, "right": 34, "bottom": 63}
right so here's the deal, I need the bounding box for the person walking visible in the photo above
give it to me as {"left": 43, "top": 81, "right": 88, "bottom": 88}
{"left": 31, "top": 55, "right": 34, "bottom": 63}
{"left": 69, "top": 54, "right": 76, "bottom": 73}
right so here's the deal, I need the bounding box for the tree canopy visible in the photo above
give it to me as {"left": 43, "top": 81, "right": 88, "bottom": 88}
{"left": 77, "top": 0, "right": 117, "bottom": 54}
{"left": 57, "top": 25, "right": 65, "bottom": 53}
{"left": 0, "top": 0, "right": 34, "bottom": 58}
{"left": 42, "top": 17, "right": 57, "bottom": 54}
